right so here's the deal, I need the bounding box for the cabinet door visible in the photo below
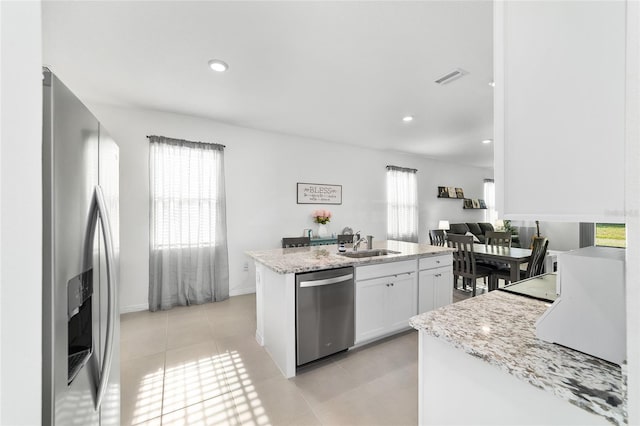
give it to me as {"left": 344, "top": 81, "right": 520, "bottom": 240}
{"left": 418, "top": 270, "right": 436, "bottom": 314}
{"left": 355, "top": 277, "right": 389, "bottom": 344}
{"left": 496, "top": 1, "right": 625, "bottom": 221}
{"left": 387, "top": 273, "right": 417, "bottom": 333}
{"left": 433, "top": 268, "right": 453, "bottom": 309}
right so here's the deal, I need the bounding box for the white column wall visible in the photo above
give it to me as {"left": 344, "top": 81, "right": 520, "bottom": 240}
{"left": 0, "top": 1, "right": 43, "bottom": 424}
{"left": 625, "top": 0, "right": 640, "bottom": 422}
{"left": 89, "top": 104, "right": 491, "bottom": 312}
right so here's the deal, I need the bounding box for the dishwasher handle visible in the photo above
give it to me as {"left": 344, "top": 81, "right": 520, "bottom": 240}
{"left": 299, "top": 273, "right": 353, "bottom": 288}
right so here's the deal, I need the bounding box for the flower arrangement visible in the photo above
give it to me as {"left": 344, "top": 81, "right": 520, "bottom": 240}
{"left": 312, "top": 209, "right": 332, "bottom": 224}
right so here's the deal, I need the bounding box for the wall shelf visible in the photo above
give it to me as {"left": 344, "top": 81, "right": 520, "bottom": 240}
{"left": 463, "top": 198, "right": 487, "bottom": 209}
{"left": 437, "top": 186, "right": 464, "bottom": 199}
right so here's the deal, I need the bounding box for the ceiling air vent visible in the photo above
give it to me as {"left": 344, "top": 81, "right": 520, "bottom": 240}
{"left": 434, "top": 68, "right": 468, "bottom": 85}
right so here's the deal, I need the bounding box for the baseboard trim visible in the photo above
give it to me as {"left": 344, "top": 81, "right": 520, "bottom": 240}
{"left": 120, "top": 289, "right": 255, "bottom": 313}
{"left": 230, "top": 287, "right": 256, "bottom": 297}
{"left": 120, "top": 303, "right": 149, "bottom": 314}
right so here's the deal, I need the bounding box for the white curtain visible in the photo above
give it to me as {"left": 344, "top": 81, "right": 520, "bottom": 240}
{"left": 148, "top": 136, "right": 229, "bottom": 311}
{"left": 387, "top": 166, "right": 418, "bottom": 242}
{"left": 484, "top": 179, "right": 498, "bottom": 225}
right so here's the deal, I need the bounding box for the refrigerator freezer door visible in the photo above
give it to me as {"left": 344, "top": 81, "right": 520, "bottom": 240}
{"left": 43, "top": 70, "right": 100, "bottom": 425}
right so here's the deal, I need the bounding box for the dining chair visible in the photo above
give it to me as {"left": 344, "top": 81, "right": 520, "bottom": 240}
{"left": 337, "top": 234, "right": 354, "bottom": 244}
{"left": 495, "top": 237, "right": 549, "bottom": 286}
{"left": 429, "top": 229, "right": 446, "bottom": 246}
{"left": 282, "top": 237, "right": 311, "bottom": 248}
{"left": 446, "top": 234, "right": 495, "bottom": 297}
{"left": 476, "top": 231, "right": 513, "bottom": 290}
{"left": 485, "top": 231, "right": 512, "bottom": 248}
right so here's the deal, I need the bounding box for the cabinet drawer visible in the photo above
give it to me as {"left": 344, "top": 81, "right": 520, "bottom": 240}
{"left": 356, "top": 259, "right": 416, "bottom": 281}
{"left": 419, "top": 254, "right": 452, "bottom": 271}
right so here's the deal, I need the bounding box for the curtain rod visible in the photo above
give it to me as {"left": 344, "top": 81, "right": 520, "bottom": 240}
{"left": 386, "top": 165, "right": 417, "bottom": 173}
{"left": 146, "top": 135, "right": 226, "bottom": 148}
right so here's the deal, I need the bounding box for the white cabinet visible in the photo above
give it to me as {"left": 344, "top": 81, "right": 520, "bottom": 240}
{"left": 495, "top": 1, "right": 626, "bottom": 222}
{"left": 418, "top": 254, "right": 453, "bottom": 314}
{"left": 355, "top": 276, "right": 388, "bottom": 342}
{"left": 419, "top": 268, "right": 452, "bottom": 313}
{"left": 355, "top": 260, "right": 417, "bottom": 344}
{"left": 387, "top": 273, "right": 419, "bottom": 332}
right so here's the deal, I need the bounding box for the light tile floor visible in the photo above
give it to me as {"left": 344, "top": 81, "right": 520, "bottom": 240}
{"left": 121, "top": 286, "right": 479, "bottom": 426}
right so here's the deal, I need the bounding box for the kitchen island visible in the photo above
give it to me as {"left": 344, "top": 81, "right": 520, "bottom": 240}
{"left": 247, "top": 240, "right": 454, "bottom": 378}
{"left": 409, "top": 286, "right": 626, "bottom": 425}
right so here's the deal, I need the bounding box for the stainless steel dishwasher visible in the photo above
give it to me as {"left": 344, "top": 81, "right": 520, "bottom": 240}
{"left": 296, "top": 266, "right": 355, "bottom": 366}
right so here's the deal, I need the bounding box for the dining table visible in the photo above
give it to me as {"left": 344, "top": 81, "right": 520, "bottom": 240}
{"left": 473, "top": 244, "right": 533, "bottom": 283}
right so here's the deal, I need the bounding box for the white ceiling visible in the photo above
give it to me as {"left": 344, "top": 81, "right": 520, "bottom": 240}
{"left": 42, "top": 1, "right": 494, "bottom": 168}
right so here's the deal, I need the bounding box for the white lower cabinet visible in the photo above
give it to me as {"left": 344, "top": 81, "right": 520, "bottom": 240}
{"left": 418, "top": 267, "right": 453, "bottom": 313}
{"left": 387, "top": 273, "right": 419, "bottom": 331}
{"left": 355, "top": 276, "right": 389, "bottom": 343}
{"left": 418, "top": 254, "right": 453, "bottom": 314}
{"left": 355, "top": 262, "right": 417, "bottom": 344}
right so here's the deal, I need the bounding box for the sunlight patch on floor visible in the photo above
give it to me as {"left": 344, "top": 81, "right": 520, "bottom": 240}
{"left": 131, "top": 349, "right": 270, "bottom": 425}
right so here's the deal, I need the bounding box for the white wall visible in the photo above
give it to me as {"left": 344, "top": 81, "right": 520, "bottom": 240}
{"left": 624, "top": 1, "right": 640, "bottom": 421}
{"left": 89, "top": 104, "right": 491, "bottom": 312}
{"left": 0, "top": 1, "right": 42, "bottom": 424}
{"left": 513, "top": 221, "right": 580, "bottom": 252}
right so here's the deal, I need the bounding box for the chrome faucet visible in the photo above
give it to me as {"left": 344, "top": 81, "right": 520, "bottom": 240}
{"left": 353, "top": 236, "right": 368, "bottom": 251}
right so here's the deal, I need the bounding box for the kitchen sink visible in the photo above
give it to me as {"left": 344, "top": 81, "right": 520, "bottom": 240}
{"left": 338, "top": 249, "right": 401, "bottom": 258}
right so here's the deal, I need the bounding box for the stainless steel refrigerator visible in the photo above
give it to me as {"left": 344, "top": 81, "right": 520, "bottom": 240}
{"left": 42, "top": 68, "right": 120, "bottom": 426}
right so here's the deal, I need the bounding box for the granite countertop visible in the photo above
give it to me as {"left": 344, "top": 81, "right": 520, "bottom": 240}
{"left": 409, "top": 290, "right": 626, "bottom": 425}
{"left": 246, "top": 240, "right": 454, "bottom": 274}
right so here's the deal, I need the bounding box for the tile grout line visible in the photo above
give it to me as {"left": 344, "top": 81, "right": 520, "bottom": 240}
{"left": 158, "top": 318, "right": 243, "bottom": 424}
{"left": 159, "top": 313, "right": 168, "bottom": 425}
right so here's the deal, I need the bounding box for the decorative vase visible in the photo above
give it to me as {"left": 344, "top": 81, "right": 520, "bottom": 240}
{"left": 317, "top": 223, "right": 329, "bottom": 238}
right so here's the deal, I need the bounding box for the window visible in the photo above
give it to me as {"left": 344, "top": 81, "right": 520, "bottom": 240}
{"left": 386, "top": 166, "right": 418, "bottom": 242}
{"left": 150, "top": 138, "right": 224, "bottom": 249}
{"left": 148, "top": 135, "right": 229, "bottom": 311}
{"left": 484, "top": 179, "right": 497, "bottom": 225}
{"left": 595, "top": 223, "right": 626, "bottom": 248}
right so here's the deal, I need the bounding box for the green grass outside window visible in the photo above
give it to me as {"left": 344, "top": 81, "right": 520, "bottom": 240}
{"left": 595, "top": 223, "right": 626, "bottom": 248}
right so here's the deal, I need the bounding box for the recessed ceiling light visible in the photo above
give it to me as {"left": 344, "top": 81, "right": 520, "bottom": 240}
{"left": 208, "top": 59, "right": 229, "bottom": 72}
{"left": 482, "top": 139, "right": 493, "bottom": 144}
{"left": 488, "top": 81, "right": 495, "bottom": 87}
{"left": 402, "top": 116, "right": 414, "bottom": 122}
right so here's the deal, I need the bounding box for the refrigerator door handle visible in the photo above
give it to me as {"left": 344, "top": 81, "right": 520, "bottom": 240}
{"left": 83, "top": 185, "right": 117, "bottom": 411}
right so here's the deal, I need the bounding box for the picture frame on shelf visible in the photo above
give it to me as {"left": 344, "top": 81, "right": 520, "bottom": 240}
{"left": 463, "top": 198, "right": 487, "bottom": 209}
{"left": 438, "top": 186, "right": 465, "bottom": 199}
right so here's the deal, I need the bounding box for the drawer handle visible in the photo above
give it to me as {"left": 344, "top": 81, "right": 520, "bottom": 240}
{"left": 436, "top": 260, "right": 440, "bottom": 264}
{"left": 435, "top": 273, "right": 441, "bottom": 277}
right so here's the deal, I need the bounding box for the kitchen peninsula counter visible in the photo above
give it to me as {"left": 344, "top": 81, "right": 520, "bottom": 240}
{"left": 246, "top": 240, "right": 453, "bottom": 274}
{"left": 247, "top": 240, "right": 454, "bottom": 378}
{"left": 410, "top": 289, "right": 626, "bottom": 425}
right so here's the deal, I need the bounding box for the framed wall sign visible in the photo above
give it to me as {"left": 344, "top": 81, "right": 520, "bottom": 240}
{"left": 297, "top": 183, "right": 342, "bottom": 205}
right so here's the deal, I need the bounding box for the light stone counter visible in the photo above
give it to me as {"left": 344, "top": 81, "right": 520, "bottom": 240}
{"left": 246, "top": 240, "right": 454, "bottom": 274}
{"left": 248, "top": 240, "right": 454, "bottom": 379}
{"left": 410, "top": 290, "right": 626, "bottom": 425}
